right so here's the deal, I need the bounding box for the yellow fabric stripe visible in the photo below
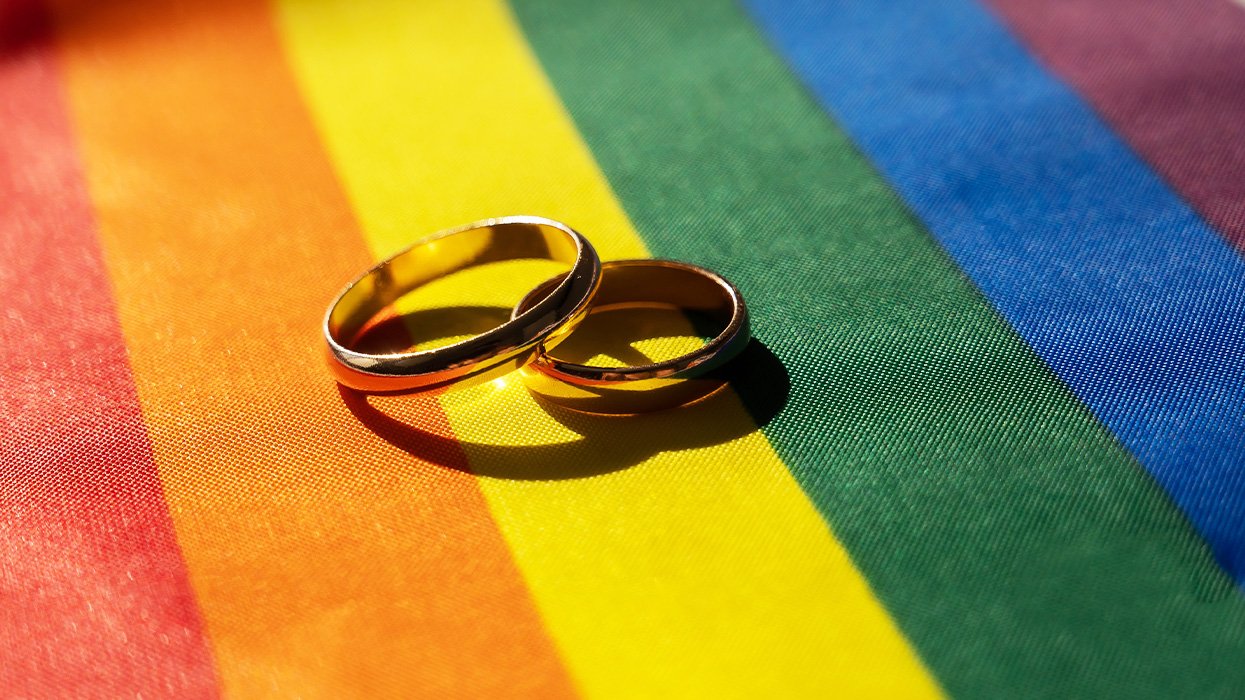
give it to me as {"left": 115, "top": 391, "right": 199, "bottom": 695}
{"left": 274, "top": 0, "right": 941, "bottom": 696}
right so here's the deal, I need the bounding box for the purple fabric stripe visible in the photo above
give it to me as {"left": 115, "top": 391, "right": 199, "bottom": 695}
{"left": 986, "top": 0, "right": 1245, "bottom": 252}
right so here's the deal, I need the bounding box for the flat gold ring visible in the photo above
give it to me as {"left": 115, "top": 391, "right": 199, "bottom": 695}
{"left": 324, "top": 216, "right": 601, "bottom": 393}
{"left": 514, "top": 259, "right": 750, "bottom": 414}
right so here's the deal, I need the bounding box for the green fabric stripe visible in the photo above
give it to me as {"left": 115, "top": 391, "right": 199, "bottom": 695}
{"left": 509, "top": 1, "right": 1245, "bottom": 697}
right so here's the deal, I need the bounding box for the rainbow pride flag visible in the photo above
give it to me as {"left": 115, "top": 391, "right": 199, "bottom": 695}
{"left": 4, "top": 0, "right": 1245, "bottom": 697}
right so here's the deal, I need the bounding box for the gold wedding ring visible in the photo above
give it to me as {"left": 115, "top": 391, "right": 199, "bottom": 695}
{"left": 324, "top": 216, "right": 601, "bottom": 393}
{"left": 514, "top": 259, "right": 751, "bottom": 414}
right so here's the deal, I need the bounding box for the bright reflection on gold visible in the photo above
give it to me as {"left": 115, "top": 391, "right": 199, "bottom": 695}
{"left": 323, "top": 216, "right": 601, "bottom": 393}
{"left": 515, "top": 259, "right": 750, "bottom": 415}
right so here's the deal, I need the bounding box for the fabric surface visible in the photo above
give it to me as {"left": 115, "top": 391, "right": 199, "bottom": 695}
{"left": 1, "top": 0, "right": 1243, "bottom": 698}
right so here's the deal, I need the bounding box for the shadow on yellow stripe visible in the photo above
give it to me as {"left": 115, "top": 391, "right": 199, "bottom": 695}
{"left": 274, "top": 0, "right": 942, "bottom": 696}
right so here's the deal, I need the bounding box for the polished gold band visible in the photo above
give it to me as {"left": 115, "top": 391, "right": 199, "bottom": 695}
{"left": 515, "top": 259, "right": 750, "bottom": 414}
{"left": 324, "top": 216, "right": 601, "bottom": 393}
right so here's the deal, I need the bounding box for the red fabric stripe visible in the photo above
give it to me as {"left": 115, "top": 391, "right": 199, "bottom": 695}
{"left": 986, "top": 0, "right": 1245, "bottom": 251}
{"left": 0, "top": 2, "right": 218, "bottom": 695}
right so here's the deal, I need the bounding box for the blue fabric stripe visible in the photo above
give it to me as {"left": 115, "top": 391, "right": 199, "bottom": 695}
{"left": 743, "top": 0, "right": 1245, "bottom": 580}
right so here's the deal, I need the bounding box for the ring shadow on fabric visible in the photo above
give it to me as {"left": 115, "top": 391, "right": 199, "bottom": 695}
{"left": 338, "top": 305, "right": 789, "bottom": 480}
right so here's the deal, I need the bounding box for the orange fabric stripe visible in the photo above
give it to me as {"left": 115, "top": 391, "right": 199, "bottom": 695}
{"left": 51, "top": 0, "right": 575, "bottom": 696}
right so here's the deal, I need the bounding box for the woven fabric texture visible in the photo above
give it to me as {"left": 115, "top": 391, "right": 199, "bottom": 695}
{"left": 2, "top": 0, "right": 1244, "bottom": 698}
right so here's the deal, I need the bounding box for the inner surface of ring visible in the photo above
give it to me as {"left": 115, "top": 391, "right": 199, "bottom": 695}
{"left": 516, "top": 262, "right": 737, "bottom": 373}
{"left": 329, "top": 221, "right": 579, "bottom": 350}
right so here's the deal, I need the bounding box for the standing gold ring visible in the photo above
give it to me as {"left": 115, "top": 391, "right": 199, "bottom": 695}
{"left": 324, "top": 216, "right": 601, "bottom": 393}
{"left": 514, "top": 259, "right": 750, "bottom": 414}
